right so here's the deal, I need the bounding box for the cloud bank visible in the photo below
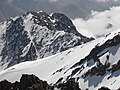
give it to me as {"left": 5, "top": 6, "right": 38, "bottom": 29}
{"left": 73, "top": 6, "right": 120, "bottom": 38}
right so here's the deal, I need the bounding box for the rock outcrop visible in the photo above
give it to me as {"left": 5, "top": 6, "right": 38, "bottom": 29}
{"left": 0, "top": 74, "right": 81, "bottom": 90}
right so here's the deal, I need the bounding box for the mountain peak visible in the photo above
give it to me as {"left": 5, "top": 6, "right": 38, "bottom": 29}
{"left": 0, "top": 11, "right": 93, "bottom": 70}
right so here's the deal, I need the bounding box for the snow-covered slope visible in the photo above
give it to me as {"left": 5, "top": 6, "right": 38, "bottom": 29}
{"left": 0, "top": 11, "right": 93, "bottom": 70}
{"left": 0, "top": 28, "right": 120, "bottom": 90}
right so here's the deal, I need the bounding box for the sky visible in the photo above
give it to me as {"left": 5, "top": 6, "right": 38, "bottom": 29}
{"left": 49, "top": 0, "right": 59, "bottom": 2}
{"left": 97, "top": 0, "right": 118, "bottom": 2}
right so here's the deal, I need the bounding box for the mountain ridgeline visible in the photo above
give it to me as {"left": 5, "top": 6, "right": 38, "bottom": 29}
{"left": 0, "top": 11, "right": 93, "bottom": 70}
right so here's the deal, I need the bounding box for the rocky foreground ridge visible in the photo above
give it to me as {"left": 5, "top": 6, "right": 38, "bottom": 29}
{"left": 0, "top": 74, "right": 113, "bottom": 90}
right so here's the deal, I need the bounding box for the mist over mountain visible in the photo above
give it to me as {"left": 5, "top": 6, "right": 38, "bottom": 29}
{"left": 0, "top": 0, "right": 120, "bottom": 21}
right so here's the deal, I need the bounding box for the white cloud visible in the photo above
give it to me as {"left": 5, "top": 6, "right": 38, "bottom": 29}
{"left": 73, "top": 6, "right": 120, "bottom": 38}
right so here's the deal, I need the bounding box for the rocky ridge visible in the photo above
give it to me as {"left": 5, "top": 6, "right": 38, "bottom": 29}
{"left": 0, "top": 74, "right": 112, "bottom": 90}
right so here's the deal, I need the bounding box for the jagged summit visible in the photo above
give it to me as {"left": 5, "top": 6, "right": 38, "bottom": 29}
{"left": 0, "top": 11, "right": 93, "bottom": 70}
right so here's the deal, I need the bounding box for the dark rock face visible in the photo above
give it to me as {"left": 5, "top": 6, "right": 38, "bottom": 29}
{"left": 51, "top": 13, "right": 79, "bottom": 35}
{"left": 20, "top": 74, "right": 51, "bottom": 90}
{"left": 117, "top": 88, "right": 120, "bottom": 90}
{"left": 1, "top": 17, "right": 37, "bottom": 67}
{"left": 57, "top": 78, "right": 81, "bottom": 90}
{"left": 69, "top": 34, "right": 120, "bottom": 78}
{"left": 0, "top": 74, "right": 114, "bottom": 90}
{"left": 98, "top": 86, "right": 111, "bottom": 90}
{"left": 0, "top": 74, "right": 51, "bottom": 90}
{"left": 0, "top": 11, "right": 93, "bottom": 69}
{"left": 84, "top": 35, "right": 120, "bottom": 77}
{"left": 0, "top": 80, "right": 20, "bottom": 90}
{"left": 0, "top": 74, "right": 82, "bottom": 90}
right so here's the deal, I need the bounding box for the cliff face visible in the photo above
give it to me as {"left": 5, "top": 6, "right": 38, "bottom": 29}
{"left": 0, "top": 11, "right": 93, "bottom": 70}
